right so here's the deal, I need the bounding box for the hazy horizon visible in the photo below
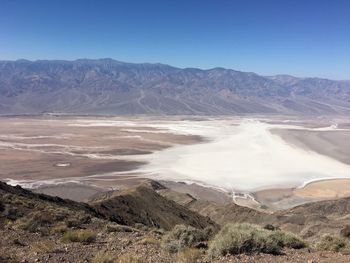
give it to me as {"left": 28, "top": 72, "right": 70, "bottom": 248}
{"left": 1, "top": 0, "right": 349, "bottom": 80}
{"left": 2, "top": 57, "right": 350, "bottom": 81}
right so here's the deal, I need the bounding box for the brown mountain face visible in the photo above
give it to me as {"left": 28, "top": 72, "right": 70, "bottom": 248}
{"left": 1, "top": 59, "right": 350, "bottom": 115}
{"left": 0, "top": 180, "right": 215, "bottom": 231}
{"left": 90, "top": 181, "right": 217, "bottom": 230}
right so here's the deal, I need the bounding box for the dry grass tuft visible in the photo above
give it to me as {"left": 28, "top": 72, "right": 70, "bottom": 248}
{"left": 139, "top": 236, "right": 160, "bottom": 245}
{"left": 92, "top": 251, "right": 115, "bottom": 263}
{"left": 315, "top": 234, "right": 349, "bottom": 252}
{"left": 31, "top": 240, "right": 56, "bottom": 253}
{"left": 175, "top": 248, "right": 202, "bottom": 263}
{"left": 61, "top": 229, "right": 96, "bottom": 243}
{"left": 51, "top": 222, "right": 68, "bottom": 234}
{"left": 106, "top": 224, "right": 136, "bottom": 233}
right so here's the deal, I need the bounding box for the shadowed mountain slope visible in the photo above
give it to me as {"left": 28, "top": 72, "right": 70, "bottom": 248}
{"left": 90, "top": 181, "right": 216, "bottom": 230}
{"left": 0, "top": 180, "right": 215, "bottom": 231}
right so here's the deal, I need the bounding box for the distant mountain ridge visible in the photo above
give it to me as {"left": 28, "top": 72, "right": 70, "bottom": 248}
{"left": 0, "top": 58, "right": 349, "bottom": 115}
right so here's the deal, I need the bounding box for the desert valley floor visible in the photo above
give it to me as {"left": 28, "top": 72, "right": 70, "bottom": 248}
{"left": 1, "top": 115, "right": 350, "bottom": 210}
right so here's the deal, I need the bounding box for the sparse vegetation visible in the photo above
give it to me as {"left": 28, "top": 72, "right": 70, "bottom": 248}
{"left": 2, "top": 179, "right": 350, "bottom": 262}
{"left": 161, "top": 224, "right": 211, "bottom": 253}
{"left": 92, "top": 251, "right": 115, "bottom": 263}
{"left": 61, "top": 229, "right": 96, "bottom": 243}
{"left": 13, "top": 211, "right": 55, "bottom": 233}
{"left": 31, "top": 240, "right": 56, "bottom": 253}
{"left": 139, "top": 236, "right": 160, "bottom": 245}
{"left": 315, "top": 234, "right": 349, "bottom": 252}
{"left": 106, "top": 223, "right": 136, "bottom": 233}
{"left": 175, "top": 248, "right": 202, "bottom": 263}
{"left": 51, "top": 222, "right": 68, "bottom": 234}
{"left": 116, "top": 253, "right": 142, "bottom": 263}
{"left": 208, "top": 223, "right": 305, "bottom": 258}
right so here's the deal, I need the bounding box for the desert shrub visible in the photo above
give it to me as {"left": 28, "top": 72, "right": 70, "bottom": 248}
{"left": 208, "top": 223, "right": 284, "bottom": 258}
{"left": 14, "top": 211, "right": 56, "bottom": 233}
{"left": 202, "top": 225, "right": 216, "bottom": 240}
{"left": 106, "top": 224, "right": 135, "bottom": 233}
{"left": 117, "top": 253, "right": 142, "bottom": 263}
{"left": 4, "top": 207, "right": 24, "bottom": 221}
{"left": 61, "top": 229, "right": 96, "bottom": 243}
{"left": 139, "top": 236, "right": 160, "bottom": 245}
{"left": 64, "top": 213, "right": 90, "bottom": 228}
{"left": 31, "top": 240, "right": 56, "bottom": 253}
{"left": 315, "top": 235, "right": 349, "bottom": 252}
{"left": 161, "top": 225, "right": 209, "bottom": 253}
{"left": 175, "top": 248, "right": 202, "bottom": 263}
{"left": 92, "top": 251, "right": 115, "bottom": 263}
{"left": 51, "top": 222, "right": 68, "bottom": 234}
{"left": 270, "top": 230, "right": 306, "bottom": 249}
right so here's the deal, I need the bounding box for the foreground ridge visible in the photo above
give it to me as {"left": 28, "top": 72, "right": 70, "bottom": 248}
{"left": 1, "top": 181, "right": 349, "bottom": 262}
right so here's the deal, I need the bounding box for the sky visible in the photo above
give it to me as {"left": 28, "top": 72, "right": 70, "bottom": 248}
{"left": 0, "top": 0, "right": 349, "bottom": 79}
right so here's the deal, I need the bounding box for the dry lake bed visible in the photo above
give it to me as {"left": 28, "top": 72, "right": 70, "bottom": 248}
{"left": 1, "top": 115, "right": 350, "bottom": 210}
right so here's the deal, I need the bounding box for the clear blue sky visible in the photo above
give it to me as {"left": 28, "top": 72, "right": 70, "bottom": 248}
{"left": 0, "top": 0, "right": 349, "bottom": 79}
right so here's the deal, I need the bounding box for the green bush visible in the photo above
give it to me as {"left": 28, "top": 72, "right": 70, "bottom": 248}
{"left": 315, "top": 235, "right": 349, "bottom": 252}
{"left": 208, "top": 223, "right": 305, "bottom": 258}
{"left": 161, "top": 225, "right": 210, "bottom": 253}
{"left": 61, "top": 229, "right": 96, "bottom": 243}
{"left": 208, "top": 224, "right": 281, "bottom": 258}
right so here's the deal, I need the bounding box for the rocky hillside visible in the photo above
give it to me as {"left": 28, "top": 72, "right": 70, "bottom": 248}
{"left": 158, "top": 187, "right": 350, "bottom": 241}
{"left": 1, "top": 59, "right": 350, "bottom": 115}
{"left": 1, "top": 181, "right": 349, "bottom": 262}
{"left": 90, "top": 181, "right": 216, "bottom": 230}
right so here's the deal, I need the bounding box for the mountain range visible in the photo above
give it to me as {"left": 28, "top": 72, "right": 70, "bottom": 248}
{"left": 0, "top": 58, "right": 350, "bottom": 115}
